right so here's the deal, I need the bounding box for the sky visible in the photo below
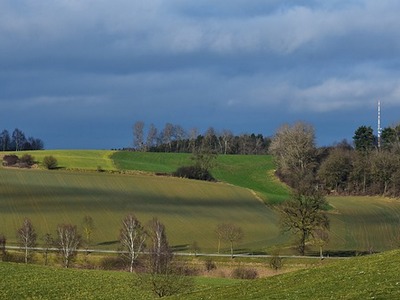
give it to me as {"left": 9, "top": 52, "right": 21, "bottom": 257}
{"left": 1, "top": 0, "right": 400, "bottom": 149}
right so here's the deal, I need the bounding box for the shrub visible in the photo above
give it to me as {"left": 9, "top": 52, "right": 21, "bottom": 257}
{"left": 20, "top": 154, "right": 35, "bottom": 167}
{"left": 99, "top": 256, "right": 126, "bottom": 270}
{"left": 269, "top": 254, "right": 284, "bottom": 271}
{"left": 2, "top": 155, "right": 19, "bottom": 166}
{"left": 173, "top": 165, "right": 215, "bottom": 181}
{"left": 43, "top": 156, "right": 58, "bottom": 169}
{"left": 204, "top": 259, "right": 217, "bottom": 272}
{"left": 231, "top": 267, "right": 258, "bottom": 279}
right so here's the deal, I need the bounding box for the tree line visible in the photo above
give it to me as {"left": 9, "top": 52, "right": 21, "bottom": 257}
{"left": 131, "top": 121, "right": 270, "bottom": 155}
{"left": 270, "top": 122, "right": 400, "bottom": 197}
{"left": 0, "top": 128, "right": 44, "bottom": 151}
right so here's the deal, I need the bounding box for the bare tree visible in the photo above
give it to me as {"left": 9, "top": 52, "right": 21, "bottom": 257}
{"left": 119, "top": 214, "right": 146, "bottom": 272}
{"left": 0, "top": 234, "right": 6, "bottom": 261}
{"left": 42, "top": 233, "right": 53, "bottom": 266}
{"left": 147, "top": 218, "right": 172, "bottom": 274}
{"left": 214, "top": 223, "right": 225, "bottom": 254}
{"left": 161, "top": 123, "right": 175, "bottom": 152}
{"left": 81, "top": 215, "right": 95, "bottom": 255}
{"left": 216, "top": 223, "right": 243, "bottom": 258}
{"left": 313, "top": 228, "right": 329, "bottom": 259}
{"left": 269, "top": 122, "right": 316, "bottom": 188}
{"left": 56, "top": 224, "right": 81, "bottom": 268}
{"left": 17, "top": 218, "right": 37, "bottom": 263}
{"left": 133, "top": 121, "right": 145, "bottom": 151}
{"left": 146, "top": 123, "right": 158, "bottom": 150}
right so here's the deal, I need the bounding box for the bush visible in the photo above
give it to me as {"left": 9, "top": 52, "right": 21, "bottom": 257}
{"left": 231, "top": 267, "right": 258, "bottom": 279}
{"left": 269, "top": 254, "right": 284, "bottom": 271}
{"left": 43, "top": 156, "right": 58, "bottom": 169}
{"left": 204, "top": 259, "right": 217, "bottom": 272}
{"left": 20, "top": 154, "right": 35, "bottom": 167}
{"left": 2, "top": 155, "right": 19, "bottom": 166}
{"left": 99, "top": 256, "right": 126, "bottom": 270}
{"left": 173, "top": 166, "right": 215, "bottom": 181}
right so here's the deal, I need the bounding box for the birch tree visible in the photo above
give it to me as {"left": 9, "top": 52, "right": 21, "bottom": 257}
{"left": 56, "top": 224, "right": 81, "bottom": 268}
{"left": 17, "top": 218, "right": 37, "bottom": 263}
{"left": 119, "top": 214, "right": 146, "bottom": 272}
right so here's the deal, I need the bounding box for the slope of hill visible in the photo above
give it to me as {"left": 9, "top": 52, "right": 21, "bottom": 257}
{"left": 111, "top": 151, "right": 290, "bottom": 204}
{"left": 0, "top": 167, "right": 283, "bottom": 252}
{"left": 1, "top": 250, "right": 399, "bottom": 299}
{"left": 170, "top": 250, "right": 400, "bottom": 299}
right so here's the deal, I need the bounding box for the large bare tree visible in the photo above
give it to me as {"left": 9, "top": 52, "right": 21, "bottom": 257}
{"left": 119, "top": 214, "right": 146, "bottom": 272}
{"left": 270, "top": 122, "right": 316, "bottom": 188}
{"left": 56, "top": 224, "right": 81, "bottom": 268}
{"left": 17, "top": 218, "right": 37, "bottom": 263}
{"left": 133, "top": 121, "right": 145, "bottom": 151}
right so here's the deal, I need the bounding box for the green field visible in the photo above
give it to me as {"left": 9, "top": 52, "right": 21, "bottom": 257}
{"left": 2, "top": 150, "right": 400, "bottom": 253}
{"left": 1, "top": 250, "right": 399, "bottom": 299}
{"left": 3, "top": 150, "right": 116, "bottom": 171}
{"left": 111, "top": 151, "right": 290, "bottom": 204}
{"left": 0, "top": 168, "right": 283, "bottom": 252}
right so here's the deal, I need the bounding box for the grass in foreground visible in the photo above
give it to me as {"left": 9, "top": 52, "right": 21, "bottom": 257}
{"left": 1, "top": 250, "right": 399, "bottom": 299}
{"left": 170, "top": 250, "right": 400, "bottom": 299}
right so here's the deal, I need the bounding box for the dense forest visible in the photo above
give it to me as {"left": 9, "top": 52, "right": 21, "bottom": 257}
{"left": 131, "top": 121, "right": 271, "bottom": 155}
{"left": 0, "top": 128, "right": 44, "bottom": 151}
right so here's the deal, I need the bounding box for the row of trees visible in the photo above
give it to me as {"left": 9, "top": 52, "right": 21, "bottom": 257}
{"left": 270, "top": 122, "right": 400, "bottom": 197}
{"left": 132, "top": 121, "right": 270, "bottom": 155}
{"left": 0, "top": 128, "right": 44, "bottom": 151}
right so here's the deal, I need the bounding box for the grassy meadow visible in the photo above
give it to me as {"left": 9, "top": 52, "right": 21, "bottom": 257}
{"left": 1, "top": 250, "right": 399, "bottom": 299}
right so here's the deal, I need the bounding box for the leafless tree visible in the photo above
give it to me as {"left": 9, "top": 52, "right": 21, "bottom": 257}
{"left": 0, "top": 234, "right": 6, "bottom": 261}
{"left": 146, "top": 123, "right": 158, "bottom": 150}
{"left": 188, "top": 128, "right": 199, "bottom": 152}
{"left": 17, "top": 218, "right": 37, "bottom": 263}
{"left": 133, "top": 121, "right": 145, "bottom": 151}
{"left": 161, "top": 123, "right": 175, "bottom": 151}
{"left": 313, "top": 228, "right": 329, "bottom": 259}
{"left": 147, "top": 218, "right": 172, "bottom": 274}
{"left": 56, "top": 224, "right": 81, "bottom": 268}
{"left": 215, "top": 223, "right": 243, "bottom": 258}
{"left": 81, "top": 215, "right": 95, "bottom": 254}
{"left": 119, "top": 214, "right": 146, "bottom": 272}
{"left": 270, "top": 122, "right": 316, "bottom": 187}
{"left": 42, "top": 233, "right": 53, "bottom": 266}
{"left": 221, "top": 130, "right": 234, "bottom": 155}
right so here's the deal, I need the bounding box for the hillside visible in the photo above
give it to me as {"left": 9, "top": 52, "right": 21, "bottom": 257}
{"left": 0, "top": 167, "right": 283, "bottom": 252}
{"left": 1, "top": 250, "right": 399, "bottom": 299}
{"left": 170, "top": 250, "right": 400, "bottom": 299}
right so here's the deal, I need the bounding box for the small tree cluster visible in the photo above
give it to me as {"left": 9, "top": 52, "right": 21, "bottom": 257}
{"left": 215, "top": 223, "right": 243, "bottom": 258}
{"left": 0, "top": 128, "right": 44, "bottom": 151}
{"left": 131, "top": 121, "right": 270, "bottom": 155}
{"left": 2, "top": 154, "right": 35, "bottom": 168}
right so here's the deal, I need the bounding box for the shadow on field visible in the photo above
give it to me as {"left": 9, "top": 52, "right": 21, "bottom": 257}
{"left": 97, "top": 240, "right": 119, "bottom": 246}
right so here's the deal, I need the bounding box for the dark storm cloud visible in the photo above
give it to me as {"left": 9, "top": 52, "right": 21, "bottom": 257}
{"left": 1, "top": 0, "right": 399, "bottom": 148}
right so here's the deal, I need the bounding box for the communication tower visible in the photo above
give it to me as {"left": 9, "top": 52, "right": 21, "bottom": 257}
{"left": 377, "top": 100, "right": 382, "bottom": 149}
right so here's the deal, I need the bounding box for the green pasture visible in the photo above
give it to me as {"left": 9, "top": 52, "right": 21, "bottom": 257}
{"left": 173, "top": 250, "right": 400, "bottom": 299}
{"left": 0, "top": 168, "right": 283, "bottom": 252}
{"left": 1, "top": 250, "right": 399, "bottom": 299}
{"left": 111, "top": 151, "right": 290, "bottom": 204}
{"left": 0, "top": 261, "right": 237, "bottom": 300}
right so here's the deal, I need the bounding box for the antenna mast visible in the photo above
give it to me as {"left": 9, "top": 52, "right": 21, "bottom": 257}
{"left": 377, "top": 100, "right": 382, "bottom": 149}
